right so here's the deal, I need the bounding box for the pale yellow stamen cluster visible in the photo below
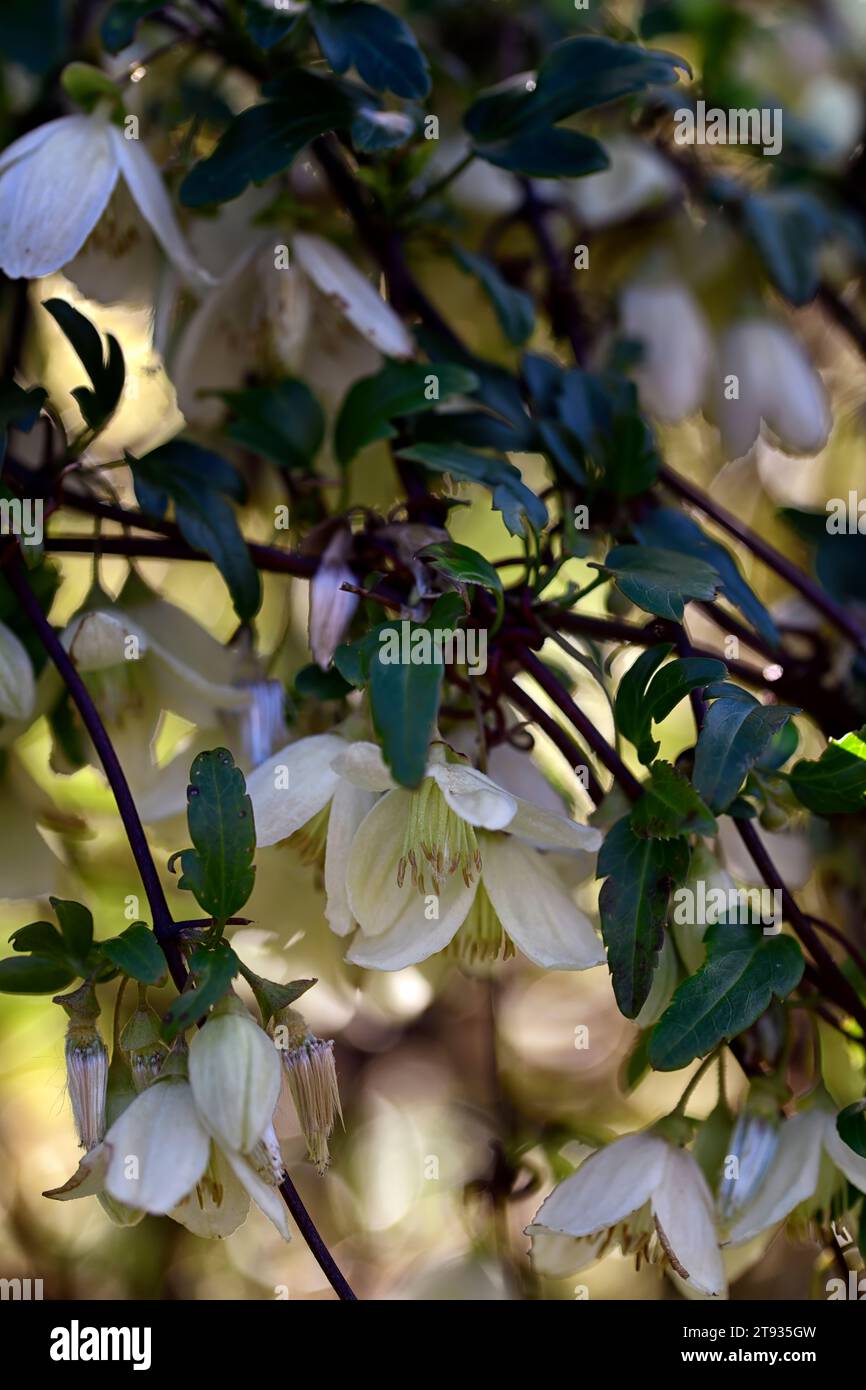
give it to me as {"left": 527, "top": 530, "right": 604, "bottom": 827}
{"left": 398, "top": 777, "right": 482, "bottom": 893}
{"left": 446, "top": 879, "right": 515, "bottom": 966}
{"left": 290, "top": 801, "right": 331, "bottom": 867}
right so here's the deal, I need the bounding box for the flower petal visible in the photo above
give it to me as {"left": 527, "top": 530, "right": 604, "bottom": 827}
{"left": 293, "top": 232, "right": 414, "bottom": 359}
{"left": 110, "top": 125, "right": 213, "bottom": 285}
{"left": 481, "top": 834, "right": 604, "bottom": 969}
{"left": 726, "top": 1109, "right": 825, "bottom": 1245}
{"left": 0, "top": 115, "right": 117, "bottom": 279}
{"left": 652, "top": 1147, "right": 726, "bottom": 1296}
{"left": 43, "top": 1143, "right": 110, "bottom": 1201}
{"left": 324, "top": 777, "right": 379, "bottom": 936}
{"left": 428, "top": 762, "right": 517, "bottom": 830}
{"left": 246, "top": 734, "right": 346, "bottom": 846}
{"left": 170, "top": 1143, "right": 251, "bottom": 1239}
{"left": 532, "top": 1133, "right": 668, "bottom": 1236}
{"left": 527, "top": 1230, "right": 607, "bottom": 1278}
{"left": 330, "top": 740, "right": 396, "bottom": 794}
{"left": 104, "top": 1078, "right": 210, "bottom": 1215}
{"left": 506, "top": 795, "right": 603, "bottom": 852}
{"left": 221, "top": 1146, "right": 291, "bottom": 1240}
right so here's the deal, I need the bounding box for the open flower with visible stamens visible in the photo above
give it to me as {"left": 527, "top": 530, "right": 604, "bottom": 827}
{"left": 528, "top": 1130, "right": 726, "bottom": 1297}
{"left": 331, "top": 741, "right": 604, "bottom": 972}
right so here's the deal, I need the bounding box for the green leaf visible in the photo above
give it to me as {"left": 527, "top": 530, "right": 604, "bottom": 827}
{"left": 219, "top": 380, "right": 325, "bottom": 470}
{"left": 836, "top": 1101, "right": 866, "bottom": 1160}
{"left": 334, "top": 362, "right": 478, "bottom": 468}
{"left": 101, "top": 923, "right": 167, "bottom": 986}
{"left": 129, "top": 439, "right": 260, "bottom": 620}
{"left": 0, "top": 380, "right": 47, "bottom": 471}
{"left": 417, "top": 541, "right": 503, "bottom": 595}
{"left": 174, "top": 749, "right": 257, "bottom": 924}
{"left": 789, "top": 728, "right": 866, "bottom": 815}
{"left": 161, "top": 943, "right": 239, "bottom": 1040}
{"left": 294, "top": 663, "right": 353, "bottom": 700}
{"left": 649, "top": 922, "right": 804, "bottom": 1071}
{"left": 51, "top": 897, "right": 94, "bottom": 968}
{"left": 0, "top": 955, "right": 75, "bottom": 993}
{"left": 180, "top": 75, "right": 357, "bottom": 206}
{"left": 452, "top": 247, "right": 534, "bottom": 346}
{"left": 244, "top": 0, "right": 301, "bottom": 49}
{"left": 595, "top": 545, "right": 721, "bottom": 620}
{"left": 397, "top": 442, "right": 547, "bottom": 537}
{"left": 369, "top": 620, "right": 444, "bottom": 787}
{"left": 9, "top": 921, "right": 67, "bottom": 958}
{"left": 597, "top": 816, "right": 689, "bottom": 1018}
{"left": 615, "top": 647, "right": 726, "bottom": 765}
{"left": 693, "top": 694, "right": 798, "bottom": 813}
{"left": 236, "top": 961, "right": 316, "bottom": 1029}
{"left": 741, "top": 190, "right": 832, "bottom": 307}
{"left": 473, "top": 127, "right": 608, "bottom": 179}
{"left": 311, "top": 1, "right": 430, "bottom": 100}
{"left": 43, "top": 299, "right": 124, "bottom": 433}
{"left": 101, "top": 1, "right": 165, "bottom": 53}
{"left": 630, "top": 762, "right": 717, "bottom": 839}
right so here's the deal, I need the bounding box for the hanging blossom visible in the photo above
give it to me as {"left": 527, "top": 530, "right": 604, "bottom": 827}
{"left": 250, "top": 737, "right": 604, "bottom": 972}
{"left": 0, "top": 111, "right": 209, "bottom": 283}
{"left": 528, "top": 1129, "right": 726, "bottom": 1297}
{"left": 45, "top": 1001, "right": 289, "bottom": 1240}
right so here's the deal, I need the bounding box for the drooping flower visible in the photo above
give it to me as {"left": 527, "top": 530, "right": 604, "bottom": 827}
{"left": 709, "top": 319, "right": 831, "bottom": 459}
{"left": 619, "top": 280, "right": 713, "bottom": 423}
{"left": 725, "top": 1100, "right": 866, "bottom": 1245}
{"left": 566, "top": 134, "right": 682, "bottom": 228}
{"left": 528, "top": 1130, "right": 726, "bottom": 1296}
{"left": 55, "top": 983, "right": 108, "bottom": 1151}
{"left": 274, "top": 1008, "right": 343, "bottom": 1174}
{"left": 188, "top": 996, "right": 282, "bottom": 1155}
{"left": 0, "top": 111, "right": 208, "bottom": 283}
{"left": 332, "top": 741, "right": 604, "bottom": 972}
{"left": 308, "top": 528, "right": 360, "bottom": 670}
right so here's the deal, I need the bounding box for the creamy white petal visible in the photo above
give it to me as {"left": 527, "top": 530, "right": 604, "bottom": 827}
{"left": 293, "top": 232, "right": 414, "bottom": 359}
{"left": 428, "top": 762, "right": 518, "bottom": 830}
{"left": 246, "top": 734, "right": 347, "bottom": 846}
{"left": 43, "top": 1143, "right": 110, "bottom": 1201}
{"left": 170, "top": 1142, "right": 250, "bottom": 1238}
{"left": 506, "top": 794, "right": 602, "bottom": 851}
{"left": 110, "top": 125, "right": 213, "bottom": 285}
{"left": 346, "top": 868, "right": 476, "bottom": 969}
{"left": 222, "top": 1145, "right": 291, "bottom": 1240}
{"left": 823, "top": 1113, "right": 866, "bottom": 1193}
{"left": 330, "top": 740, "right": 396, "bottom": 794}
{"left": 727, "top": 1108, "right": 825, "bottom": 1244}
{"left": 0, "top": 115, "right": 118, "bottom": 278}
{"left": 324, "top": 777, "right": 379, "bottom": 936}
{"left": 481, "top": 834, "right": 604, "bottom": 969}
{"left": 652, "top": 1147, "right": 726, "bottom": 1296}
{"left": 64, "top": 609, "right": 145, "bottom": 671}
{"left": 188, "top": 1009, "right": 281, "bottom": 1154}
{"left": 0, "top": 117, "right": 67, "bottom": 175}
{"left": 0, "top": 621, "right": 35, "bottom": 720}
{"left": 104, "top": 1079, "right": 211, "bottom": 1215}
{"left": 532, "top": 1133, "right": 669, "bottom": 1236}
{"left": 527, "top": 1229, "right": 607, "bottom": 1277}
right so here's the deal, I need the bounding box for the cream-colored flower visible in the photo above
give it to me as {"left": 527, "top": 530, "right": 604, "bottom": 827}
{"left": 709, "top": 319, "right": 831, "bottom": 459}
{"left": 566, "top": 135, "right": 682, "bottom": 228}
{"left": 529, "top": 1131, "right": 726, "bottom": 1296}
{"left": 188, "top": 997, "right": 282, "bottom": 1155}
{"left": 332, "top": 741, "right": 604, "bottom": 972}
{"left": 620, "top": 280, "right": 713, "bottom": 423}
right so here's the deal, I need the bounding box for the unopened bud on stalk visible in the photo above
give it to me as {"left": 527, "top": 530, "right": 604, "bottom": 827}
{"left": 274, "top": 1008, "right": 342, "bottom": 1174}
{"left": 188, "top": 995, "right": 281, "bottom": 1154}
{"left": 718, "top": 1080, "right": 783, "bottom": 1220}
{"left": 55, "top": 982, "right": 108, "bottom": 1151}
{"left": 120, "top": 997, "right": 167, "bottom": 1092}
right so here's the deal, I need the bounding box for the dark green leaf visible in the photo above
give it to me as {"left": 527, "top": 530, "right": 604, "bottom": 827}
{"left": 473, "top": 127, "right": 608, "bottom": 179}
{"left": 161, "top": 943, "right": 239, "bottom": 1040}
{"left": 43, "top": 300, "right": 124, "bottom": 433}
{"left": 9, "top": 921, "right": 67, "bottom": 958}
{"left": 616, "top": 648, "right": 726, "bottom": 764}
{"left": 649, "top": 922, "right": 804, "bottom": 1071}
{"left": 335, "top": 362, "right": 478, "bottom": 468}
{"left": 369, "top": 620, "right": 444, "bottom": 787}
{"left": 630, "top": 761, "right": 717, "bottom": 839}
{"left": 596, "top": 545, "right": 720, "bottom": 621}
{"left": 101, "top": 1, "right": 165, "bottom": 53}
{"left": 51, "top": 897, "right": 93, "bottom": 967}
{"left": 418, "top": 541, "right": 503, "bottom": 595}
{"left": 837, "top": 1101, "right": 866, "bottom": 1160}
{"left": 311, "top": 1, "right": 430, "bottom": 99}
{"left": 693, "top": 694, "right": 798, "bottom": 812}
{"left": 101, "top": 922, "right": 167, "bottom": 986}
{"left": 174, "top": 749, "right": 257, "bottom": 924}
{"left": 181, "top": 76, "right": 357, "bottom": 206}
{"left": 742, "top": 190, "right": 832, "bottom": 307}
{"left": 789, "top": 728, "right": 866, "bottom": 814}
{"left": 453, "top": 247, "right": 534, "bottom": 346}
{"left": 244, "top": 0, "right": 300, "bottom": 48}
{"left": 220, "top": 380, "right": 325, "bottom": 470}
{"left": 294, "top": 663, "right": 353, "bottom": 700}
{"left": 398, "top": 441, "right": 547, "bottom": 537}
{"left": 597, "top": 815, "right": 689, "bottom": 1018}
{"left": 236, "top": 961, "right": 315, "bottom": 1028}
{"left": 0, "top": 955, "right": 75, "bottom": 993}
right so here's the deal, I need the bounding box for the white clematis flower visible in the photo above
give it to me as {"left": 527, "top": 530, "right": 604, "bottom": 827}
{"left": 620, "top": 281, "right": 713, "bottom": 423}
{"left": 528, "top": 1131, "right": 726, "bottom": 1297}
{"left": 333, "top": 741, "right": 604, "bottom": 972}
{"left": 45, "top": 1074, "right": 290, "bottom": 1241}
{"left": 709, "top": 319, "right": 831, "bottom": 460}
{"left": 726, "top": 1102, "right": 866, "bottom": 1245}
{"left": 0, "top": 112, "right": 208, "bottom": 284}
{"left": 566, "top": 135, "right": 682, "bottom": 229}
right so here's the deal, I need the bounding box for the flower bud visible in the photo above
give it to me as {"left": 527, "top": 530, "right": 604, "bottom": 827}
{"left": 188, "top": 996, "right": 281, "bottom": 1154}
{"left": 274, "top": 1009, "right": 342, "bottom": 1174}
{"left": 120, "top": 997, "right": 167, "bottom": 1092}
{"left": 717, "top": 1082, "right": 783, "bottom": 1220}
{"left": 55, "top": 983, "right": 108, "bottom": 1151}
{"left": 308, "top": 528, "right": 359, "bottom": 670}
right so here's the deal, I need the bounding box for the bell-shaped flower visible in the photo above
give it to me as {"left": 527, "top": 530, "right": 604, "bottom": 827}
{"left": 725, "top": 1101, "right": 866, "bottom": 1245}
{"left": 172, "top": 231, "right": 413, "bottom": 428}
{"left": 44, "top": 1074, "right": 290, "bottom": 1241}
{"left": 0, "top": 111, "right": 208, "bottom": 283}
{"left": 528, "top": 1130, "right": 726, "bottom": 1297}
{"left": 332, "top": 741, "right": 604, "bottom": 972}
{"left": 566, "top": 135, "right": 682, "bottom": 228}
{"left": 708, "top": 319, "right": 831, "bottom": 459}
{"left": 188, "top": 997, "right": 282, "bottom": 1155}
{"left": 620, "top": 280, "right": 713, "bottom": 423}
{"left": 308, "top": 528, "right": 360, "bottom": 670}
